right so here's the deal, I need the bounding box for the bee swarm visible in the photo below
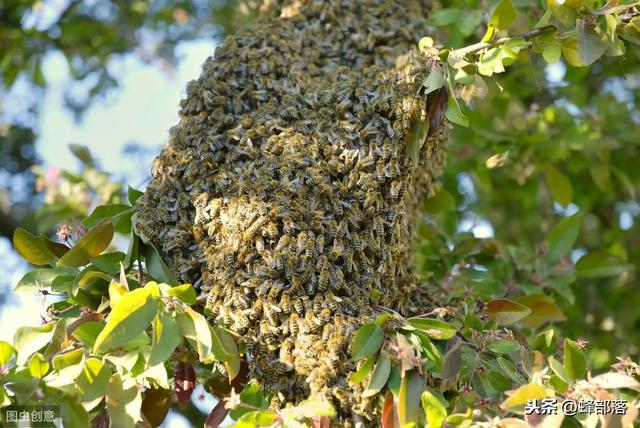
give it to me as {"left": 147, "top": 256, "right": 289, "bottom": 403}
{"left": 135, "top": 0, "right": 447, "bottom": 424}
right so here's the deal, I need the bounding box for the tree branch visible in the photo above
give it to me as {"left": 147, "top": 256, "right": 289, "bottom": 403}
{"left": 450, "top": 25, "right": 557, "bottom": 58}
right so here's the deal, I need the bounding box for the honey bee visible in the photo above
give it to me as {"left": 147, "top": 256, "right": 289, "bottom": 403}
{"left": 318, "top": 269, "right": 330, "bottom": 293}
{"left": 281, "top": 292, "right": 292, "bottom": 313}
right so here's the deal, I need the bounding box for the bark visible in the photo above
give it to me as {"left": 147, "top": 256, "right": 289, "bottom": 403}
{"left": 135, "top": 1, "right": 447, "bottom": 425}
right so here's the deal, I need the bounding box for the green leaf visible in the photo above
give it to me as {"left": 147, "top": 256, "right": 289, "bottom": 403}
{"left": 563, "top": 338, "right": 586, "bottom": 380}
{"left": 351, "top": 323, "right": 384, "bottom": 360}
{"left": 83, "top": 204, "right": 131, "bottom": 228}
{"left": 128, "top": 186, "right": 144, "bottom": 205}
{"left": 143, "top": 244, "right": 178, "bottom": 285}
{"left": 546, "top": 165, "right": 573, "bottom": 208}
{"left": 76, "top": 358, "right": 112, "bottom": 401}
{"left": 292, "top": 398, "right": 337, "bottom": 418}
{"left": 487, "top": 299, "right": 532, "bottom": 325}
{"left": 176, "top": 307, "right": 214, "bottom": 362}
{"left": 545, "top": 213, "right": 581, "bottom": 263}
{"left": 487, "top": 339, "right": 519, "bottom": 354}
{"left": 350, "top": 353, "right": 377, "bottom": 384}
{"left": 576, "top": 20, "right": 609, "bottom": 66}
{"left": 90, "top": 252, "right": 126, "bottom": 276}
{"left": 69, "top": 144, "right": 95, "bottom": 167}
{"left": 487, "top": 370, "right": 512, "bottom": 392}
{"left": 71, "top": 321, "right": 104, "bottom": 348}
{"left": 500, "top": 383, "right": 548, "bottom": 411}
{"left": 532, "top": 330, "right": 557, "bottom": 355}
{"left": 93, "top": 287, "right": 158, "bottom": 353}
{"left": 230, "top": 383, "right": 269, "bottom": 420}
{"left": 14, "top": 323, "right": 56, "bottom": 365}
{"left": 414, "top": 332, "right": 444, "bottom": 372}
{"left": 0, "top": 341, "right": 15, "bottom": 366}
{"left": 212, "top": 326, "right": 239, "bottom": 363}
{"left": 489, "top": 0, "right": 517, "bottom": 31}
{"left": 407, "top": 318, "right": 457, "bottom": 340}
{"left": 13, "top": 227, "right": 56, "bottom": 265}
{"left": 422, "top": 387, "right": 448, "bottom": 428}
{"left": 362, "top": 352, "right": 391, "bottom": 398}
{"left": 149, "top": 313, "right": 182, "bottom": 367}
{"left": 445, "top": 91, "right": 469, "bottom": 126}
{"left": 167, "top": 283, "right": 197, "bottom": 304}
{"left": 14, "top": 268, "right": 74, "bottom": 291}
{"left": 422, "top": 68, "right": 446, "bottom": 95}
{"left": 107, "top": 373, "right": 143, "bottom": 428}
{"left": 405, "top": 108, "right": 429, "bottom": 165}
{"left": 398, "top": 370, "right": 423, "bottom": 426}
{"left": 29, "top": 353, "right": 50, "bottom": 378}
{"left": 58, "top": 219, "right": 114, "bottom": 267}
{"left": 60, "top": 398, "right": 90, "bottom": 428}
{"left": 548, "top": 356, "right": 572, "bottom": 385}
{"left": 52, "top": 347, "right": 84, "bottom": 371}
{"left": 425, "top": 189, "right": 455, "bottom": 213}
{"left": 576, "top": 251, "right": 634, "bottom": 278}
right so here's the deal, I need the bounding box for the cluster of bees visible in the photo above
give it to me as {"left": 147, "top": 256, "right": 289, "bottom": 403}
{"left": 135, "top": 0, "right": 448, "bottom": 424}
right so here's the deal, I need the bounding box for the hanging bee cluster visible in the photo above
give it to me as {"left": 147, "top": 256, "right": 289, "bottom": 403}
{"left": 135, "top": 0, "right": 448, "bottom": 424}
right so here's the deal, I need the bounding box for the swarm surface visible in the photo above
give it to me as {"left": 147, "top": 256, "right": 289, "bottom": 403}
{"left": 135, "top": 0, "right": 447, "bottom": 423}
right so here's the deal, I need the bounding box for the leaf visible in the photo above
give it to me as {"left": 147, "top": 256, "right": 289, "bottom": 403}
{"left": 174, "top": 361, "right": 197, "bottom": 410}
{"left": 143, "top": 244, "right": 178, "bottom": 285}
{"left": 500, "top": 383, "right": 549, "bottom": 411}
{"left": 206, "top": 399, "right": 230, "bottom": 428}
{"left": 60, "top": 398, "right": 90, "bottom": 428}
{"left": 487, "top": 339, "right": 519, "bottom": 354}
{"left": 548, "top": 356, "right": 572, "bottom": 385}
{"left": 29, "top": 353, "right": 50, "bottom": 378}
{"left": 351, "top": 323, "right": 385, "bottom": 360}
{"left": 363, "top": 352, "right": 391, "bottom": 398}
{"left": 167, "top": 283, "right": 197, "bottom": 304}
{"left": 487, "top": 299, "right": 532, "bottom": 325}
{"left": 382, "top": 391, "right": 399, "bottom": 428}
{"left": 90, "top": 252, "right": 126, "bottom": 276}
{"left": 13, "top": 227, "right": 56, "bottom": 265}
{"left": 563, "top": 338, "right": 586, "bottom": 380}
{"left": 445, "top": 91, "right": 469, "bottom": 126}
{"left": 532, "top": 330, "right": 557, "bottom": 355}
{"left": 545, "top": 213, "right": 581, "bottom": 263}
{"left": 212, "top": 326, "right": 240, "bottom": 363}
{"left": 58, "top": 219, "right": 114, "bottom": 267}
{"left": 422, "top": 68, "right": 446, "bottom": 95}
{"left": 489, "top": 0, "right": 517, "bottom": 31}
{"left": 414, "top": 332, "right": 445, "bottom": 372}
{"left": 230, "top": 383, "right": 269, "bottom": 420}
{"left": 106, "top": 373, "right": 143, "bottom": 428}
{"left": 519, "top": 298, "right": 566, "bottom": 328}
{"left": 292, "top": 398, "right": 337, "bottom": 418}
{"left": 176, "top": 308, "right": 214, "bottom": 362}
{"left": 398, "top": 370, "right": 423, "bottom": 426}
{"left": 422, "top": 388, "right": 448, "bottom": 428}
{"left": 424, "top": 189, "right": 455, "bottom": 213}
{"left": 83, "top": 204, "right": 131, "bottom": 228}
{"left": 149, "top": 313, "right": 182, "bottom": 367}
{"left": 542, "top": 44, "right": 562, "bottom": 63}
{"left": 141, "top": 387, "right": 172, "bottom": 427}
{"left": 128, "top": 186, "right": 144, "bottom": 205}
{"left": 546, "top": 165, "right": 573, "bottom": 208}
{"left": 407, "top": 318, "right": 457, "bottom": 340}
{"left": 590, "top": 372, "right": 640, "bottom": 391}
{"left": 487, "top": 370, "right": 512, "bottom": 392}
{"left": 0, "top": 341, "right": 15, "bottom": 366}
{"left": 405, "top": 108, "right": 429, "bottom": 164}
{"left": 13, "top": 322, "right": 56, "bottom": 365}
{"left": 576, "top": 20, "right": 609, "bottom": 66}
{"left": 576, "top": 251, "right": 633, "bottom": 278}
{"left": 69, "top": 144, "right": 95, "bottom": 167}
{"left": 350, "top": 354, "right": 377, "bottom": 384}
{"left": 72, "top": 321, "right": 104, "bottom": 347}
{"left": 14, "top": 268, "right": 72, "bottom": 291}
{"left": 76, "top": 358, "right": 112, "bottom": 402}
{"left": 93, "top": 287, "right": 158, "bottom": 353}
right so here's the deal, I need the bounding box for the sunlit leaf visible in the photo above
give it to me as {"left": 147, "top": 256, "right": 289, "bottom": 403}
{"left": 407, "top": 318, "right": 457, "bottom": 340}
{"left": 398, "top": 370, "right": 423, "bottom": 426}
{"left": 13, "top": 227, "right": 56, "bottom": 265}
{"left": 167, "top": 283, "right": 197, "bottom": 304}
{"left": 76, "top": 358, "right": 111, "bottom": 402}
{"left": 58, "top": 219, "right": 114, "bottom": 267}
{"left": 350, "top": 354, "right": 377, "bottom": 384}
{"left": 422, "top": 387, "right": 448, "bottom": 428}
{"left": 14, "top": 322, "right": 56, "bottom": 365}
{"left": 363, "top": 352, "right": 391, "bottom": 398}
{"left": 60, "top": 398, "right": 90, "bottom": 428}
{"left": 382, "top": 391, "right": 398, "bottom": 428}
{"left": 500, "top": 383, "right": 549, "bottom": 411}
{"left": 93, "top": 287, "right": 158, "bottom": 353}
{"left": 141, "top": 387, "right": 172, "bottom": 427}
{"left": 106, "top": 373, "right": 143, "bottom": 428}
{"left": 149, "top": 313, "right": 181, "bottom": 367}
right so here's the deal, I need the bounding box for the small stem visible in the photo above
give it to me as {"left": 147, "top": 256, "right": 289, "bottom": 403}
{"left": 450, "top": 25, "right": 557, "bottom": 57}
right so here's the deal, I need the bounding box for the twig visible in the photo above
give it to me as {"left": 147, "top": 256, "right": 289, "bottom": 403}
{"left": 450, "top": 25, "right": 557, "bottom": 58}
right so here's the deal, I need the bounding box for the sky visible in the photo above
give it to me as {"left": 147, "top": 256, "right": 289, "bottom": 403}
{"left": 1, "top": 37, "right": 225, "bottom": 427}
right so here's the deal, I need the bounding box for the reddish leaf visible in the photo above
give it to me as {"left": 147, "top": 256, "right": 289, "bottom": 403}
{"left": 310, "top": 416, "right": 330, "bottom": 428}
{"left": 487, "top": 299, "right": 532, "bottom": 325}
{"left": 175, "top": 361, "right": 196, "bottom": 409}
{"left": 141, "top": 387, "right": 172, "bottom": 427}
{"left": 382, "top": 391, "right": 399, "bottom": 428}
{"left": 205, "top": 399, "right": 230, "bottom": 428}
{"left": 91, "top": 411, "right": 109, "bottom": 428}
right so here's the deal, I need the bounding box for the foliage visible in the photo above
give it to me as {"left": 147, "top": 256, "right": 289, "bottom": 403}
{"left": 3, "top": 0, "right": 640, "bottom": 426}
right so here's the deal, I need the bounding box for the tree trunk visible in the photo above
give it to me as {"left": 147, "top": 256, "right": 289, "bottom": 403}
{"left": 135, "top": 1, "right": 447, "bottom": 424}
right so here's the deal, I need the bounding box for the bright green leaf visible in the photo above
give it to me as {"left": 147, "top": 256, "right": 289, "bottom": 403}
{"left": 363, "top": 352, "right": 391, "bottom": 398}
{"left": 563, "top": 338, "right": 586, "bottom": 380}
{"left": 351, "top": 323, "right": 384, "bottom": 360}
{"left": 13, "top": 227, "right": 56, "bottom": 265}
{"left": 57, "top": 219, "right": 114, "bottom": 267}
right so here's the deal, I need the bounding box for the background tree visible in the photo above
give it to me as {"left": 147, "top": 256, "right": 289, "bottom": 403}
{"left": 1, "top": 0, "right": 640, "bottom": 427}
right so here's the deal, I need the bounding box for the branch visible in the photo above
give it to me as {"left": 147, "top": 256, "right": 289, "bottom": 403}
{"left": 450, "top": 25, "right": 557, "bottom": 58}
